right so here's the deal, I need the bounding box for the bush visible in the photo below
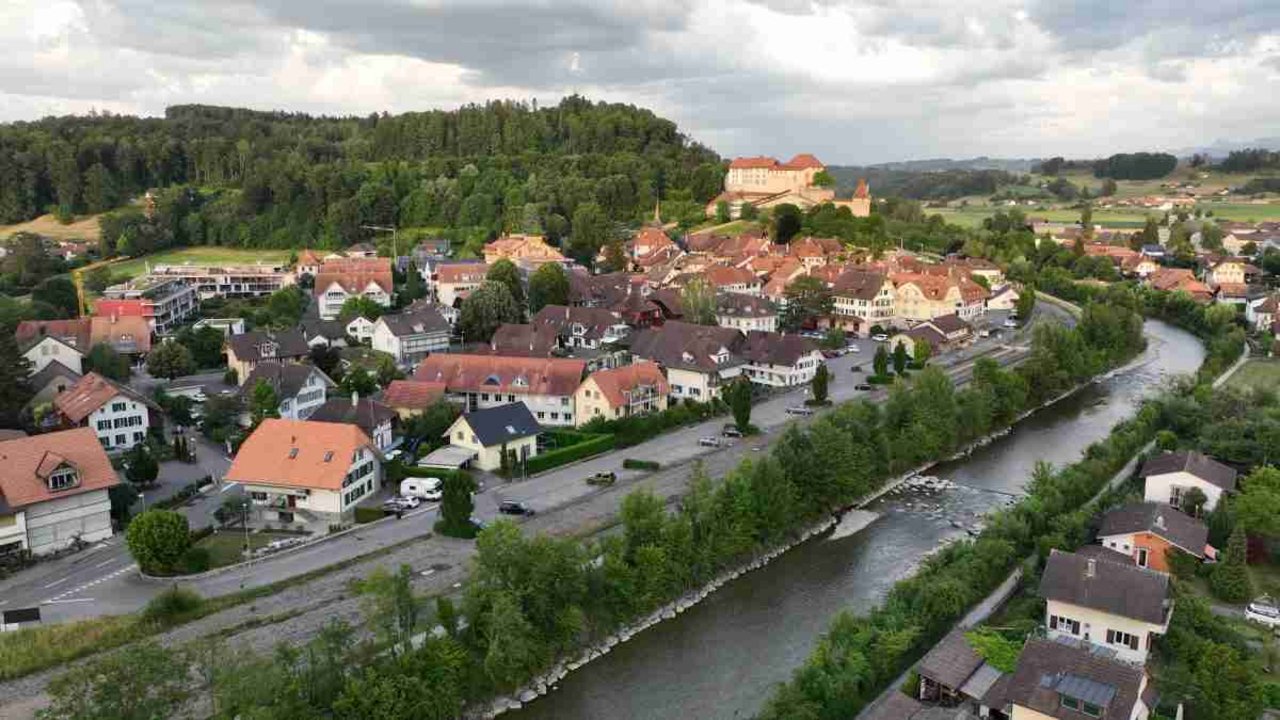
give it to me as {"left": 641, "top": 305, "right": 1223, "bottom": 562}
{"left": 126, "top": 510, "right": 191, "bottom": 574}
{"left": 177, "top": 547, "right": 211, "bottom": 574}
{"left": 523, "top": 433, "right": 615, "bottom": 475}
{"left": 867, "top": 374, "right": 894, "bottom": 384}
{"left": 578, "top": 400, "right": 724, "bottom": 448}
{"left": 354, "top": 506, "right": 386, "bottom": 524}
{"left": 623, "top": 458, "right": 660, "bottom": 471}
{"left": 142, "top": 586, "right": 204, "bottom": 624}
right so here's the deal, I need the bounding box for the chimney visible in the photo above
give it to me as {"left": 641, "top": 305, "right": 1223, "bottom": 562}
{"left": 1085, "top": 558, "right": 1096, "bottom": 579}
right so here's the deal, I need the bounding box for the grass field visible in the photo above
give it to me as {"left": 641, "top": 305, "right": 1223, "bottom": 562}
{"left": 933, "top": 201, "right": 1280, "bottom": 229}
{"left": 1226, "top": 359, "right": 1280, "bottom": 393}
{"left": 109, "top": 247, "right": 294, "bottom": 280}
{"left": 195, "top": 531, "right": 297, "bottom": 569}
{"left": 0, "top": 213, "right": 102, "bottom": 242}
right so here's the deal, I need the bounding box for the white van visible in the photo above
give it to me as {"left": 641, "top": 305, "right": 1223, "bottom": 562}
{"left": 400, "top": 477, "right": 443, "bottom": 501}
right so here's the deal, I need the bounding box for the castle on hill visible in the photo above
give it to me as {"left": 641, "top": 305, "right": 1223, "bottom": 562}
{"left": 705, "top": 154, "right": 870, "bottom": 220}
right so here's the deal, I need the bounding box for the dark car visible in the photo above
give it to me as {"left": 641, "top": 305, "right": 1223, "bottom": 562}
{"left": 854, "top": 383, "right": 873, "bottom": 391}
{"left": 499, "top": 501, "right": 536, "bottom": 516}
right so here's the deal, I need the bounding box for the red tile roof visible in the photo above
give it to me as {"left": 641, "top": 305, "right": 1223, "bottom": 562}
{"left": 584, "top": 362, "right": 670, "bottom": 409}
{"left": 853, "top": 178, "right": 869, "bottom": 199}
{"left": 436, "top": 262, "right": 489, "bottom": 284}
{"left": 413, "top": 354, "right": 586, "bottom": 397}
{"left": 728, "top": 156, "right": 780, "bottom": 170}
{"left": 90, "top": 315, "right": 152, "bottom": 354}
{"left": 380, "top": 380, "right": 447, "bottom": 411}
{"left": 705, "top": 265, "right": 760, "bottom": 288}
{"left": 0, "top": 428, "right": 119, "bottom": 509}
{"left": 781, "top": 153, "right": 824, "bottom": 169}
{"left": 314, "top": 257, "right": 393, "bottom": 296}
{"left": 53, "top": 372, "right": 154, "bottom": 424}
{"left": 225, "top": 419, "right": 376, "bottom": 491}
{"left": 15, "top": 319, "right": 91, "bottom": 354}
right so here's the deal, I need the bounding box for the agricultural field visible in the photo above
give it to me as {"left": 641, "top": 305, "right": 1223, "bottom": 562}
{"left": 108, "top": 247, "right": 294, "bottom": 281}
{"left": 0, "top": 213, "right": 101, "bottom": 242}
{"left": 1227, "top": 359, "right": 1280, "bottom": 394}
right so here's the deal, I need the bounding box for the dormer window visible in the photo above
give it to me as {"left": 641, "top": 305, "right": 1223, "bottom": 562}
{"left": 483, "top": 374, "right": 501, "bottom": 385}
{"left": 512, "top": 375, "right": 529, "bottom": 388}
{"left": 48, "top": 466, "right": 79, "bottom": 491}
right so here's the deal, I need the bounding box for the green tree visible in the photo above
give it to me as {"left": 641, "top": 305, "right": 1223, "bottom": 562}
{"left": 123, "top": 444, "right": 159, "bottom": 486}
{"left": 84, "top": 342, "right": 130, "bottom": 381}
{"left": 598, "top": 240, "right": 628, "bottom": 273}
{"left": 32, "top": 277, "right": 79, "bottom": 318}
{"left": 482, "top": 590, "right": 541, "bottom": 691}
{"left": 892, "top": 341, "right": 908, "bottom": 375}
{"left": 820, "top": 327, "right": 846, "bottom": 351}
{"left": 772, "top": 203, "right": 803, "bottom": 243}
{"left": 811, "top": 170, "right": 835, "bottom": 187}
{"left": 486, "top": 258, "right": 526, "bottom": 314}
{"left": 715, "top": 201, "right": 731, "bottom": 224}
{"left": 740, "top": 202, "right": 759, "bottom": 221}
{"left": 1182, "top": 486, "right": 1208, "bottom": 518}
{"left": 83, "top": 266, "right": 114, "bottom": 293}
{"left": 199, "top": 394, "right": 242, "bottom": 443}
{"left": 725, "top": 377, "right": 753, "bottom": 433}
{"left": 679, "top": 276, "right": 717, "bottom": 325}
{"left": 1233, "top": 467, "right": 1280, "bottom": 538}
{"left": 41, "top": 642, "right": 189, "bottom": 720}
{"left": 1211, "top": 526, "right": 1251, "bottom": 603}
{"left": 125, "top": 509, "right": 191, "bottom": 574}
{"left": 0, "top": 332, "right": 33, "bottom": 427}
{"left": 339, "top": 367, "right": 379, "bottom": 396}
{"left": 1015, "top": 287, "right": 1036, "bottom": 320}
{"left": 781, "top": 276, "right": 833, "bottom": 332}
{"left": 811, "top": 364, "right": 829, "bottom": 404}
{"left": 569, "top": 201, "right": 610, "bottom": 263}
{"left": 1100, "top": 178, "right": 1117, "bottom": 196}
{"left": 249, "top": 378, "right": 280, "bottom": 426}
{"left": 175, "top": 326, "right": 226, "bottom": 369}
{"left": 527, "top": 262, "right": 570, "bottom": 314}
{"left": 436, "top": 472, "right": 478, "bottom": 538}
{"left": 873, "top": 345, "right": 889, "bottom": 378}
{"left": 339, "top": 295, "right": 385, "bottom": 323}
{"left": 458, "top": 281, "right": 521, "bottom": 343}
{"left": 145, "top": 341, "right": 195, "bottom": 379}
{"left": 265, "top": 285, "right": 307, "bottom": 327}
{"left": 913, "top": 339, "right": 932, "bottom": 367}
{"left": 401, "top": 261, "right": 426, "bottom": 303}
{"left": 354, "top": 564, "right": 419, "bottom": 657}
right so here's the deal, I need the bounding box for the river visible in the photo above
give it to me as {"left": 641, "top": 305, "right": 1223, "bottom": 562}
{"left": 512, "top": 320, "right": 1202, "bottom": 720}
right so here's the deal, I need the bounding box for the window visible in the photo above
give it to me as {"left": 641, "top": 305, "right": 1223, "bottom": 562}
{"left": 323, "top": 451, "right": 334, "bottom": 462}
{"left": 507, "top": 394, "right": 516, "bottom": 402}
{"left": 1049, "top": 614, "right": 1081, "bottom": 636}
{"left": 133, "top": 432, "right": 143, "bottom": 443}
{"left": 48, "top": 467, "right": 79, "bottom": 491}
{"left": 1137, "top": 548, "right": 1149, "bottom": 567}
{"left": 1060, "top": 696, "right": 1080, "bottom": 712}
{"left": 456, "top": 431, "right": 464, "bottom": 440}
{"left": 251, "top": 491, "right": 268, "bottom": 501}
{"left": 114, "top": 434, "right": 126, "bottom": 446}
{"left": 481, "top": 393, "right": 490, "bottom": 402}
{"left": 537, "top": 412, "right": 545, "bottom": 420}
{"left": 1082, "top": 702, "right": 1102, "bottom": 717}
{"left": 1106, "top": 629, "right": 1140, "bottom": 651}
{"left": 112, "top": 401, "right": 127, "bottom": 412}
{"left": 560, "top": 397, "right": 569, "bottom": 406}
{"left": 550, "top": 412, "right": 559, "bottom": 420}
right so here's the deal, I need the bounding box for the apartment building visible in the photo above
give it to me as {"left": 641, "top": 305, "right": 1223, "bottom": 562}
{"left": 96, "top": 275, "right": 198, "bottom": 334}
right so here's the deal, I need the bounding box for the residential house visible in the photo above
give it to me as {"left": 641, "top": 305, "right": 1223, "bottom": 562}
{"left": 1246, "top": 294, "right": 1278, "bottom": 332}
{"left": 96, "top": 275, "right": 198, "bottom": 334}
{"left": 379, "top": 380, "right": 447, "bottom": 419}
{"left": 715, "top": 294, "right": 779, "bottom": 333}
{"left": 1097, "top": 502, "right": 1211, "bottom": 573}
{"left": 1120, "top": 255, "right": 1160, "bottom": 278}
{"left": 624, "top": 225, "right": 682, "bottom": 270}
{"left": 704, "top": 265, "right": 763, "bottom": 296}
{"left": 371, "top": 307, "right": 451, "bottom": 367}
{"left": 343, "top": 315, "right": 377, "bottom": 344}
{"left": 16, "top": 319, "right": 87, "bottom": 375}
{"left": 627, "top": 321, "right": 744, "bottom": 401}
{"left": 482, "top": 234, "right": 567, "bottom": 268}
{"left": 1039, "top": 549, "right": 1171, "bottom": 663}
{"left": 1204, "top": 257, "right": 1259, "bottom": 286}
{"left": 915, "top": 628, "right": 1008, "bottom": 715}
{"left": 1006, "top": 637, "right": 1154, "bottom": 720}
{"left": 239, "top": 362, "right": 333, "bottom": 420}
{"left": 443, "top": 403, "right": 540, "bottom": 472}
{"left": 573, "top": 362, "right": 670, "bottom": 426}
{"left": 829, "top": 269, "right": 895, "bottom": 335}
{"left": 889, "top": 325, "right": 946, "bottom": 358}
{"left": 224, "top": 419, "right": 381, "bottom": 524}
{"left": 946, "top": 257, "right": 1005, "bottom": 287}
{"left": 313, "top": 257, "right": 394, "bottom": 320}
{"left": 739, "top": 331, "right": 823, "bottom": 387}
{"left": 987, "top": 285, "right": 1020, "bottom": 311}
{"left": 706, "top": 154, "right": 870, "bottom": 218}
{"left": 435, "top": 261, "right": 488, "bottom": 309}
{"left": 0, "top": 428, "right": 119, "bottom": 556}
{"left": 296, "top": 249, "right": 323, "bottom": 277}
{"left": 1146, "top": 268, "right": 1213, "bottom": 302}
{"left": 788, "top": 236, "right": 844, "bottom": 269}
{"left": 414, "top": 354, "right": 587, "bottom": 426}
{"left": 892, "top": 272, "right": 988, "bottom": 322}
{"left": 308, "top": 394, "right": 397, "bottom": 451}
{"left": 24, "top": 361, "right": 82, "bottom": 413}
{"left": 226, "top": 330, "right": 311, "bottom": 385}
{"left": 53, "top": 372, "right": 159, "bottom": 452}
{"left": 344, "top": 242, "right": 377, "bottom": 258}
{"left": 300, "top": 319, "right": 350, "bottom": 348}
{"left": 532, "top": 305, "right": 629, "bottom": 349}
{"left": 1140, "top": 450, "right": 1237, "bottom": 512}
{"left": 487, "top": 323, "right": 560, "bottom": 358}
{"left": 88, "top": 315, "right": 153, "bottom": 357}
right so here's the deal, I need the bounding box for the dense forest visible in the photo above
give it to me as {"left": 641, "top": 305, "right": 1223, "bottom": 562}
{"left": 827, "top": 166, "right": 1018, "bottom": 201}
{"left": 0, "top": 98, "right": 723, "bottom": 259}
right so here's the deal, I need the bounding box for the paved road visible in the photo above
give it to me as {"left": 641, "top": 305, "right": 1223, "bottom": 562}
{"left": 0, "top": 306, "right": 1055, "bottom": 623}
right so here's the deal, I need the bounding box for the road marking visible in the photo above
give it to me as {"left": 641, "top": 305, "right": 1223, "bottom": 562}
{"left": 45, "top": 564, "right": 137, "bottom": 603}
{"left": 94, "top": 558, "right": 120, "bottom": 568}
{"left": 43, "top": 598, "right": 95, "bottom": 605}
{"left": 43, "top": 577, "right": 69, "bottom": 589}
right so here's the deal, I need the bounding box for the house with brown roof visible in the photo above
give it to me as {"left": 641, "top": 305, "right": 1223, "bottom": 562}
{"left": 715, "top": 294, "right": 778, "bottom": 333}
{"left": 893, "top": 272, "right": 989, "bottom": 322}
{"left": 296, "top": 248, "right": 323, "bottom": 277}
{"left": 53, "top": 372, "right": 160, "bottom": 452}
{"left": 15, "top": 319, "right": 90, "bottom": 375}
{"left": 434, "top": 261, "right": 488, "bottom": 309}
{"left": 830, "top": 269, "right": 895, "bottom": 335}
{"left": 532, "top": 305, "right": 630, "bottom": 349}
{"left": 1096, "top": 502, "right": 1211, "bottom": 573}
{"left": 370, "top": 306, "right": 451, "bottom": 367}
{"left": 1006, "top": 637, "right": 1155, "bottom": 720}
{"left": 314, "top": 257, "right": 394, "bottom": 320}
{"left": 225, "top": 418, "right": 382, "bottom": 524}
{"left": 226, "top": 330, "right": 311, "bottom": 385}
{"left": 787, "top": 236, "right": 844, "bottom": 269}
{"left": 1246, "top": 293, "right": 1278, "bottom": 332}
{"left": 414, "top": 354, "right": 587, "bottom": 426}
{"left": 626, "top": 321, "right": 745, "bottom": 402}
{"left": 0, "top": 428, "right": 120, "bottom": 556}
{"left": 308, "top": 394, "right": 398, "bottom": 451}
{"left": 24, "top": 360, "right": 83, "bottom": 415}
{"left": 482, "top": 234, "right": 566, "bottom": 268}
{"left": 486, "top": 323, "right": 561, "bottom": 358}
{"left": 238, "top": 362, "right": 334, "bottom": 421}
{"left": 88, "top": 314, "right": 153, "bottom": 357}
{"left": 739, "top": 331, "right": 823, "bottom": 387}
{"left": 573, "top": 362, "right": 670, "bottom": 426}
{"left": 915, "top": 628, "right": 1008, "bottom": 714}
{"left": 1146, "top": 268, "right": 1213, "bottom": 303}
{"left": 379, "top": 380, "right": 447, "bottom": 419}
{"left": 703, "top": 265, "right": 763, "bottom": 296}
{"left": 1141, "top": 450, "right": 1237, "bottom": 512}
{"left": 1039, "top": 549, "right": 1172, "bottom": 664}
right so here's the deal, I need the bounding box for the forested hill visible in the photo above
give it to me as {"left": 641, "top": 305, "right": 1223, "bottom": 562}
{"left": 0, "top": 97, "right": 724, "bottom": 259}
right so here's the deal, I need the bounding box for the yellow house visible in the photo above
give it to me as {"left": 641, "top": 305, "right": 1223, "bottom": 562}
{"left": 443, "top": 403, "right": 540, "bottom": 472}
{"left": 892, "top": 273, "right": 988, "bottom": 322}
{"left": 574, "top": 362, "right": 670, "bottom": 427}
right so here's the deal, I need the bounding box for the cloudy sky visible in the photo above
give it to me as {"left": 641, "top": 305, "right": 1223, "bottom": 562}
{"left": 3, "top": 0, "right": 1278, "bottom": 163}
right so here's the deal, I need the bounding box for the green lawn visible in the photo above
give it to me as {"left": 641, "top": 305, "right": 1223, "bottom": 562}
{"left": 1227, "top": 359, "right": 1280, "bottom": 393}
{"left": 932, "top": 202, "right": 1280, "bottom": 229}
{"left": 195, "top": 531, "right": 299, "bottom": 569}
{"left": 109, "top": 247, "right": 294, "bottom": 281}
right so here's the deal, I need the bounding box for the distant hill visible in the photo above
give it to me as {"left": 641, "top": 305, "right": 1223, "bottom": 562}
{"left": 826, "top": 165, "right": 1027, "bottom": 201}
{"left": 854, "top": 156, "right": 1037, "bottom": 173}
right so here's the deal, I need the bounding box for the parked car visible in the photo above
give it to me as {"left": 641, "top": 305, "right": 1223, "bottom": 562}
{"left": 721, "top": 424, "right": 743, "bottom": 438}
{"left": 587, "top": 471, "right": 617, "bottom": 486}
{"left": 785, "top": 406, "right": 815, "bottom": 416}
{"left": 854, "top": 383, "right": 873, "bottom": 391}
{"left": 698, "top": 436, "right": 725, "bottom": 448}
{"left": 383, "top": 448, "right": 403, "bottom": 463}
{"left": 978, "top": 329, "right": 991, "bottom": 338}
{"left": 401, "top": 477, "right": 443, "bottom": 501}
{"left": 1246, "top": 596, "right": 1280, "bottom": 627}
{"left": 846, "top": 345, "right": 860, "bottom": 353}
{"left": 499, "top": 501, "right": 536, "bottom": 516}
{"left": 470, "top": 516, "right": 487, "bottom": 531}
{"left": 1003, "top": 318, "right": 1019, "bottom": 328}
{"left": 850, "top": 364, "right": 863, "bottom": 373}
{"left": 871, "top": 333, "right": 889, "bottom": 342}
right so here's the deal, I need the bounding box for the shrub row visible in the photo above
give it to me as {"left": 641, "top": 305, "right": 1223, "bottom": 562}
{"left": 523, "top": 433, "right": 616, "bottom": 475}
{"left": 579, "top": 398, "right": 727, "bottom": 449}
{"left": 622, "top": 458, "right": 661, "bottom": 471}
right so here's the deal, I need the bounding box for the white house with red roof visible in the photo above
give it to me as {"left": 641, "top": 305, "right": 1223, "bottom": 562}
{"left": 53, "top": 372, "right": 160, "bottom": 452}
{"left": 313, "top": 257, "right": 394, "bottom": 320}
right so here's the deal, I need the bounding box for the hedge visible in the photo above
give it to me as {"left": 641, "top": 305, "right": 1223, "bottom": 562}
{"left": 622, "top": 458, "right": 660, "bottom": 471}
{"left": 354, "top": 506, "right": 387, "bottom": 524}
{"left": 523, "top": 433, "right": 616, "bottom": 475}
{"left": 579, "top": 399, "right": 726, "bottom": 449}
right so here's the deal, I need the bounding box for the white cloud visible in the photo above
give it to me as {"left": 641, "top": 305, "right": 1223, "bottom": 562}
{"left": 0, "top": 0, "right": 1276, "bottom": 162}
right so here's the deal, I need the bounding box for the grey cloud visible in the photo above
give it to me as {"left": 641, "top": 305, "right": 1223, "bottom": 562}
{"left": 1027, "top": 0, "right": 1280, "bottom": 55}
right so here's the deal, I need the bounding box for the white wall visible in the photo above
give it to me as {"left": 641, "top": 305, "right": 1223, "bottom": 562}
{"left": 0, "top": 509, "right": 29, "bottom": 554}
{"left": 278, "top": 372, "right": 328, "bottom": 420}
{"left": 23, "top": 337, "right": 84, "bottom": 375}
{"left": 244, "top": 447, "right": 381, "bottom": 520}
{"left": 1143, "top": 471, "right": 1225, "bottom": 512}
{"left": 462, "top": 392, "right": 577, "bottom": 426}
{"left": 743, "top": 351, "right": 823, "bottom": 387}
{"left": 1045, "top": 599, "right": 1165, "bottom": 664}
{"left": 88, "top": 395, "right": 150, "bottom": 451}
{"left": 23, "top": 489, "right": 113, "bottom": 555}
